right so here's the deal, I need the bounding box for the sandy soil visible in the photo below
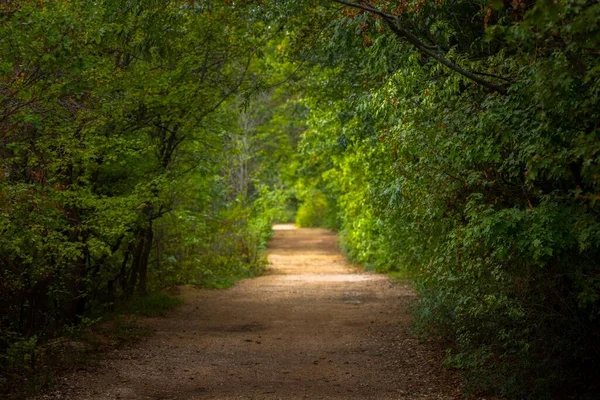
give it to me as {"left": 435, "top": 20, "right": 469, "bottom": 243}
{"left": 37, "top": 225, "right": 461, "bottom": 399}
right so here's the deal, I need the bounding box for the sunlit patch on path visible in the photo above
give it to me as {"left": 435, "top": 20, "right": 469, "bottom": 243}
{"left": 272, "top": 223, "right": 297, "bottom": 230}
{"left": 282, "top": 274, "right": 380, "bottom": 282}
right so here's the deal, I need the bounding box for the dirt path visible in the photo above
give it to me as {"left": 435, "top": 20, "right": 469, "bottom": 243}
{"left": 40, "top": 225, "right": 461, "bottom": 399}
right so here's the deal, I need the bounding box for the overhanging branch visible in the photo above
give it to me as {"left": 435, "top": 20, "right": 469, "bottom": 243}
{"left": 330, "top": 0, "right": 509, "bottom": 94}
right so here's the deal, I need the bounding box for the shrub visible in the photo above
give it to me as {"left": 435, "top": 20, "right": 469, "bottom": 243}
{"left": 295, "top": 190, "right": 330, "bottom": 227}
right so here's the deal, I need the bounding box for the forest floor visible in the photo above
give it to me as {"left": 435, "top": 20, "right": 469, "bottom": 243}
{"left": 36, "top": 224, "right": 461, "bottom": 400}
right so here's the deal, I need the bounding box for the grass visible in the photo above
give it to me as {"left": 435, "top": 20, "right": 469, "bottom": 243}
{"left": 386, "top": 270, "right": 414, "bottom": 285}
{"left": 196, "top": 259, "right": 267, "bottom": 289}
{"left": 124, "top": 292, "right": 184, "bottom": 317}
{"left": 198, "top": 275, "right": 241, "bottom": 289}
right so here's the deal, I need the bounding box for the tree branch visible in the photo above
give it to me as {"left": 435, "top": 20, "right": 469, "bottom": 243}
{"left": 329, "top": 0, "right": 509, "bottom": 94}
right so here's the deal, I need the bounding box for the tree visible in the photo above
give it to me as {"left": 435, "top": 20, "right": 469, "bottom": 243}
{"left": 280, "top": 0, "right": 600, "bottom": 397}
{"left": 0, "top": 1, "right": 287, "bottom": 384}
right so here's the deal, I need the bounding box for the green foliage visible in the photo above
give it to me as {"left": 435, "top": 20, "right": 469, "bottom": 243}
{"left": 287, "top": 0, "right": 600, "bottom": 397}
{"left": 125, "top": 293, "right": 183, "bottom": 318}
{"left": 295, "top": 190, "right": 330, "bottom": 228}
{"left": 2, "top": 0, "right": 599, "bottom": 398}
{"left": 0, "top": 1, "right": 297, "bottom": 396}
{"left": 0, "top": 336, "right": 38, "bottom": 375}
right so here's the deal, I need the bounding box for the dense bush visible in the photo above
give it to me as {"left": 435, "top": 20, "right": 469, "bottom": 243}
{"left": 152, "top": 185, "right": 288, "bottom": 289}
{"left": 295, "top": 190, "right": 331, "bottom": 228}
{"left": 290, "top": 0, "right": 600, "bottom": 397}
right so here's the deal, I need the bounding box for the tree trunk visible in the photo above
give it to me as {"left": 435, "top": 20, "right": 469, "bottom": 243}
{"left": 137, "top": 225, "right": 154, "bottom": 296}
{"left": 127, "top": 223, "right": 154, "bottom": 298}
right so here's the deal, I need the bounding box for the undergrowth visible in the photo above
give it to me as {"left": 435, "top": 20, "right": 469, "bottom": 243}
{"left": 0, "top": 292, "right": 182, "bottom": 400}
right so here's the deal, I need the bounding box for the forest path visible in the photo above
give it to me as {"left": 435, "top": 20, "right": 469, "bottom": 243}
{"left": 40, "top": 225, "right": 460, "bottom": 400}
